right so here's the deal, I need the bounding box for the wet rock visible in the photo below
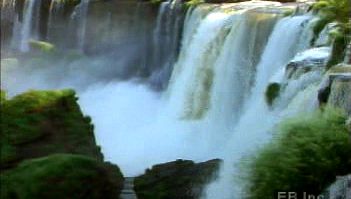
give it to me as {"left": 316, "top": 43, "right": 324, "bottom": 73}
{"left": 286, "top": 47, "right": 331, "bottom": 79}
{"left": 322, "top": 174, "right": 351, "bottom": 199}
{"left": 328, "top": 74, "right": 351, "bottom": 115}
{"left": 318, "top": 64, "right": 351, "bottom": 115}
{"left": 134, "top": 159, "right": 222, "bottom": 199}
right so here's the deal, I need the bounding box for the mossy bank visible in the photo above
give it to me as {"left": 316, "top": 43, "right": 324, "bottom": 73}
{"left": 0, "top": 89, "right": 124, "bottom": 199}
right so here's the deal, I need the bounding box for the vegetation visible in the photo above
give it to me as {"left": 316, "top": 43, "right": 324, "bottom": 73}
{"left": 243, "top": 107, "right": 351, "bottom": 199}
{"left": 0, "top": 90, "right": 124, "bottom": 199}
{"left": 29, "top": 40, "right": 56, "bottom": 53}
{"left": 1, "top": 154, "right": 123, "bottom": 199}
{"left": 311, "top": 0, "right": 350, "bottom": 67}
{"left": 1, "top": 89, "right": 103, "bottom": 167}
{"left": 135, "top": 159, "right": 221, "bottom": 199}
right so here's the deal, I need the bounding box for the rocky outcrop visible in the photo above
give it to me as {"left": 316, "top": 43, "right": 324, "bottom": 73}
{"left": 134, "top": 159, "right": 221, "bottom": 199}
{"left": 1, "top": 89, "right": 103, "bottom": 168}
{"left": 0, "top": 89, "right": 124, "bottom": 199}
{"left": 318, "top": 64, "right": 351, "bottom": 115}
{"left": 322, "top": 174, "right": 351, "bottom": 199}
{"left": 286, "top": 47, "right": 331, "bottom": 79}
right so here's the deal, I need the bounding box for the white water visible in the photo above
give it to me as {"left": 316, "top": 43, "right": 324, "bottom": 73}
{"left": 71, "top": 0, "right": 90, "bottom": 51}
{"left": 203, "top": 15, "right": 315, "bottom": 199}
{"left": 19, "top": 0, "right": 36, "bottom": 52}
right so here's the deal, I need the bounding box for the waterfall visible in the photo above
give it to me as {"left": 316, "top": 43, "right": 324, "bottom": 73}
{"left": 19, "top": 0, "right": 40, "bottom": 52}
{"left": 166, "top": 9, "right": 232, "bottom": 119}
{"left": 71, "top": 0, "right": 90, "bottom": 51}
{"left": 202, "top": 15, "right": 316, "bottom": 199}
{"left": 47, "top": 0, "right": 64, "bottom": 42}
{"left": 149, "top": 0, "right": 185, "bottom": 90}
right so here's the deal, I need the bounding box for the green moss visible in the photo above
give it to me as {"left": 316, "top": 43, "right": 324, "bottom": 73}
{"left": 311, "top": 0, "right": 350, "bottom": 46}
{"left": 29, "top": 40, "right": 56, "bottom": 53}
{"left": 185, "top": 0, "right": 204, "bottom": 8}
{"left": 243, "top": 107, "right": 351, "bottom": 199}
{"left": 1, "top": 89, "right": 103, "bottom": 168}
{"left": 311, "top": 17, "right": 331, "bottom": 45}
{"left": 1, "top": 90, "right": 6, "bottom": 104}
{"left": 265, "top": 82, "right": 280, "bottom": 106}
{"left": 328, "top": 23, "right": 350, "bottom": 68}
{"left": 1, "top": 154, "right": 123, "bottom": 199}
{"left": 312, "top": 0, "right": 350, "bottom": 23}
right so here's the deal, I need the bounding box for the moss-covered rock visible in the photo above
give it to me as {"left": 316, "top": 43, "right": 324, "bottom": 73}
{"left": 0, "top": 89, "right": 125, "bottom": 198}
{"left": 1, "top": 89, "right": 103, "bottom": 168}
{"left": 1, "top": 154, "right": 123, "bottom": 199}
{"left": 29, "top": 40, "right": 56, "bottom": 53}
{"left": 265, "top": 82, "right": 280, "bottom": 106}
{"left": 243, "top": 107, "right": 351, "bottom": 199}
{"left": 135, "top": 159, "right": 221, "bottom": 199}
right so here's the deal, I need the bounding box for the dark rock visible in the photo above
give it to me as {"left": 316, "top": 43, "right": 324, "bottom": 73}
{"left": 265, "top": 82, "right": 281, "bottom": 106}
{"left": 134, "top": 159, "right": 222, "bottom": 199}
{"left": 285, "top": 47, "right": 330, "bottom": 79}
{"left": 322, "top": 174, "right": 351, "bottom": 199}
{"left": 319, "top": 65, "right": 351, "bottom": 115}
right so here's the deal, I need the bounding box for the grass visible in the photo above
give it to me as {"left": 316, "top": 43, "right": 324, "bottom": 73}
{"left": 243, "top": 107, "right": 351, "bottom": 199}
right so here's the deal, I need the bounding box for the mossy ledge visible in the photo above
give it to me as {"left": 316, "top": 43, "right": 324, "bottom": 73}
{"left": 134, "top": 159, "right": 221, "bottom": 199}
{"left": 0, "top": 89, "right": 124, "bottom": 199}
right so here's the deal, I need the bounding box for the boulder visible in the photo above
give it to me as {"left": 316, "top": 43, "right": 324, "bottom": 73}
{"left": 134, "top": 159, "right": 222, "bottom": 199}
{"left": 0, "top": 89, "right": 125, "bottom": 199}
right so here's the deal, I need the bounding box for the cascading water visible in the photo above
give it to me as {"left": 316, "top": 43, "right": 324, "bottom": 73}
{"left": 1, "top": 0, "right": 337, "bottom": 198}
{"left": 71, "top": 0, "right": 90, "bottom": 51}
{"left": 203, "top": 14, "right": 318, "bottom": 199}
{"left": 19, "top": 0, "right": 38, "bottom": 52}
{"left": 150, "top": 0, "right": 185, "bottom": 90}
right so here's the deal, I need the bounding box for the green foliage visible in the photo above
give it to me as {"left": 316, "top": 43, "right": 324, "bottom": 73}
{"left": 185, "top": 0, "right": 204, "bottom": 8}
{"left": 282, "top": 9, "right": 294, "bottom": 17}
{"left": 265, "top": 83, "right": 280, "bottom": 106}
{"left": 326, "top": 23, "right": 351, "bottom": 69}
{"left": 243, "top": 107, "right": 351, "bottom": 199}
{"left": 1, "top": 90, "right": 6, "bottom": 103}
{"left": 311, "top": 0, "right": 350, "bottom": 48}
{"left": 312, "top": 0, "right": 350, "bottom": 23}
{"left": 1, "top": 154, "right": 123, "bottom": 199}
{"left": 0, "top": 89, "right": 102, "bottom": 167}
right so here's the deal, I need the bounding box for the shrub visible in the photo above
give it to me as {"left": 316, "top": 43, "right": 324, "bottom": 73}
{"left": 243, "top": 107, "right": 351, "bottom": 199}
{"left": 1, "top": 154, "right": 123, "bottom": 199}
